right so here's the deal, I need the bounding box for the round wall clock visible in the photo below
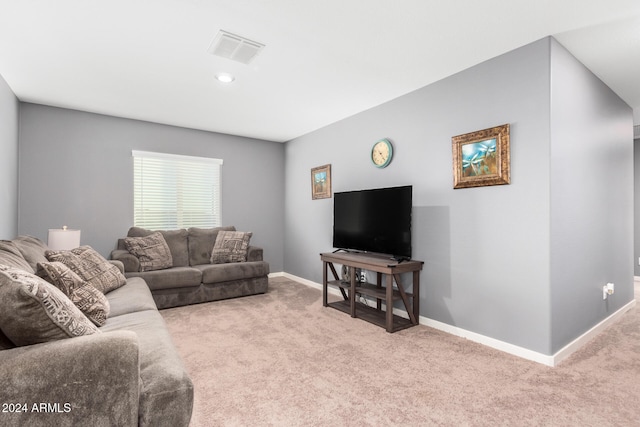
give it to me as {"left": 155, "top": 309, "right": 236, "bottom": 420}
{"left": 371, "top": 138, "right": 393, "bottom": 168}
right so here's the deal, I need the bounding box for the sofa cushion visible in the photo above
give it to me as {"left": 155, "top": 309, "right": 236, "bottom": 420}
{"left": 0, "top": 265, "right": 100, "bottom": 346}
{"left": 125, "top": 267, "right": 202, "bottom": 291}
{"left": 210, "top": 230, "right": 252, "bottom": 264}
{"left": 12, "top": 235, "right": 49, "bottom": 272}
{"left": 127, "top": 227, "right": 189, "bottom": 267}
{"left": 187, "top": 226, "right": 236, "bottom": 266}
{"left": 46, "top": 246, "right": 127, "bottom": 294}
{"left": 195, "top": 260, "right": 269, "bottom": 284}
{"left": 106, "top": 277, "right": 158, "bottom": 317}
{"left": 124, "top": 232, "right": 173, "bottom": 272}
{"left": 39, "top": 261, "right": 110, "bottom": 326}
{"left": 0, "top": 241, "right": 33, "bottom": 273}
{"left": 100, "top": 309, "right": 193, "bottom": 427}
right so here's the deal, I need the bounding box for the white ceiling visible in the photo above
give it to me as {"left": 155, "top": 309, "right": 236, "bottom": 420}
{"left": 1, "top": 1, "right": 639, "bottom": 143}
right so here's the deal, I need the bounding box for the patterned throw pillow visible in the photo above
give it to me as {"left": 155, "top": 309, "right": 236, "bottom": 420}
{"left": 210, "top": 231, "right": 252, "bottom": 264}
{"left": 0, "top": 265, "right": 100, "bottom": 346}
{"left": 126, "top": 227, "right": 189, "bottom": 267}
{"left": 187, "top": 226, "right": 236, "bottom": 266}
{"left": 124, "top": 232, "right": 173, "bottom": 272}
{"left": 39, "top": 261, "right": 111, "bottom": 326}
{"left": 45, "top": 246, "right": 126, "bottom": 294}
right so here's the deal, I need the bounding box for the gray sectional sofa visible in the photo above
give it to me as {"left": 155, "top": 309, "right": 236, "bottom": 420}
{"left": 110, "top": 226, "right": 269, "bottom": 309}
{"left": 0, "top": 235, "right": 193, "bottom": 427}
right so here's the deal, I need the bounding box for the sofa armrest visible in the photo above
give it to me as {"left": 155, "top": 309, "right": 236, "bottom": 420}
{"left": 247, "top": 245, "right": 263, "bottom": 262}
{"left": 109, "top": 259, "right": 125, "bottom": 274}
{"left": 111, "top": 249, "right": 140, "bottom": 272}
{"left": 0, "top": 331, "right": 140, "bottom": 427}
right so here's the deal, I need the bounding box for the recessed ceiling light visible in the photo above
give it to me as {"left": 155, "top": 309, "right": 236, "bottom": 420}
{"left": 215, "top": 73, "right": 235, "bottom": 84}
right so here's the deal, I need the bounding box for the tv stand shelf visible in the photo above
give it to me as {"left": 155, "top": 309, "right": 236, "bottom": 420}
{"left": 321, "top": 252, "right": 424, "bottom": 333}
{"left": 328, "top": 280, "right": 412, "bottom": 301}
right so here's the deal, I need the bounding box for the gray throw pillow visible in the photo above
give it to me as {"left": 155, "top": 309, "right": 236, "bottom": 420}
{"left": 39, "top": 261, "right": 111, "bottom": 326}
{"left": 0, "top": 265, "right": 100, "bottom": 346}
{"left": 46, "top": 246, "right": 126, "bottom": 294}
{"left": 124, "top": 232, "right": 173, "bottom": 272}
{"left": 210, "top": 231, "right": 252, "bottom": 264}
{"left": 0, "top": 241, "right": 33, "bottom": 273}
{"left": 12, "top": 235, "right": 49, "bottom": 273}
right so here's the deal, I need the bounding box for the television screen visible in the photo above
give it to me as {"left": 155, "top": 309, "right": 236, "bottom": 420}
{"left": 333, "top": 185, "right": 412, "bottom": 259}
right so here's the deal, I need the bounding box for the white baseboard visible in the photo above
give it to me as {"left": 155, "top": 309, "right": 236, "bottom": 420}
{"left": 268, "top": 272, "right": 285, "bottom": 278}
{"left": 276, "top": 272, "right": 637, "bottom": 367}
{"left": 277, "top": 272, "right": 343, "bottom": 296}
{"left": 551, "top": 298, "right": 636, "bottom": 366}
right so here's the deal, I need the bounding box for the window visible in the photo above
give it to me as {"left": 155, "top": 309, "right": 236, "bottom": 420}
{"left": 132, "top": 150, "right": 223, "bottom": 230}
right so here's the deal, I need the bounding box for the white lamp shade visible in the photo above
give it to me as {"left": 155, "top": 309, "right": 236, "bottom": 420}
{"left": 48, "top": 228, "right": 81, "bottom": 250}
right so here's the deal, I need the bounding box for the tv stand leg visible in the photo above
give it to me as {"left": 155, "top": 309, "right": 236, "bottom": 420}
{"left": 385, "top": 274, "right": 394, "bottom": 332}
{"left": 376, "top": 272, "right": 382, "bottom": 311}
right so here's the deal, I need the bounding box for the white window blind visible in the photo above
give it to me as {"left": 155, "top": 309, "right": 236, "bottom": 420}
{"left": 132, "top": 150, "right": 223, "bottom": 230}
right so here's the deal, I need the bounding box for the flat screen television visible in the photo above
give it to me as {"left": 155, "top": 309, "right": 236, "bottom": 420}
{"left": 333, "top": 185, "right": 412, "bottom": 259}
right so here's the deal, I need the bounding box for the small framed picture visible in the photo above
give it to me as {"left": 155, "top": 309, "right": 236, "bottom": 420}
{"left": 311, "top": 164, "right": 332, "bottom": 199}
{"left": 452, "top": 124, "right": 510, "bottom": 189}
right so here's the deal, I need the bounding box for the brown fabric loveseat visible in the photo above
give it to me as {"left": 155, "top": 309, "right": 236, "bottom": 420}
{"left": 110, "top": 226, "right": 269, "bottom": 309}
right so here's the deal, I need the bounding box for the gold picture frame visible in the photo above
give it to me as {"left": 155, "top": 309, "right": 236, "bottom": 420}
{"left": 311, "top": 164, "right": 332, "bottom": 199}
{"left": 452, "top": 124, "right": 510, "bottom": 189}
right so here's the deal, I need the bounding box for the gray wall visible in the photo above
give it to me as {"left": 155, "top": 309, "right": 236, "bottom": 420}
{"left": 17, "top": 104, "right": 285, "bottom": 271}
{"left": 0, "top": 73, "right": 19, "bottom": 239}
{"left": 635, "top": 138, "right": 640, "bottom": 277}
{"left": 548, "top": 39, "right": 634, "bottom": 353}
{"left": 284, "top": 37, "right": 634, "bottom": 356}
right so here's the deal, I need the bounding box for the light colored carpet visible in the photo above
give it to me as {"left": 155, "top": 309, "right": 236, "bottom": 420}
{"left": 161, "top": 277, "right": 640, "bottom": 426}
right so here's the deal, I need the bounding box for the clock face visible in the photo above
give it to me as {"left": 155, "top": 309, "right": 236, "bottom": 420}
{"left": 371, "top": 139, "right": 393, "bottom": 168}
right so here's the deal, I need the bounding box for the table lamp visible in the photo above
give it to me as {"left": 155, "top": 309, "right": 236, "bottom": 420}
{"left": 47, "top": 226, "right": 81, "bottom": 250}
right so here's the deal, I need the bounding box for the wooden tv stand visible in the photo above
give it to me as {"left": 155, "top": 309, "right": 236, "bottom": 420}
{"left": 320, "top": 251, "right": 424, "bottom": 333}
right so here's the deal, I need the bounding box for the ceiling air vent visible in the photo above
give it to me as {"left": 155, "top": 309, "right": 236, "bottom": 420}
{"left": 208, "top": 30, "right": 265, "bottom": 64}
